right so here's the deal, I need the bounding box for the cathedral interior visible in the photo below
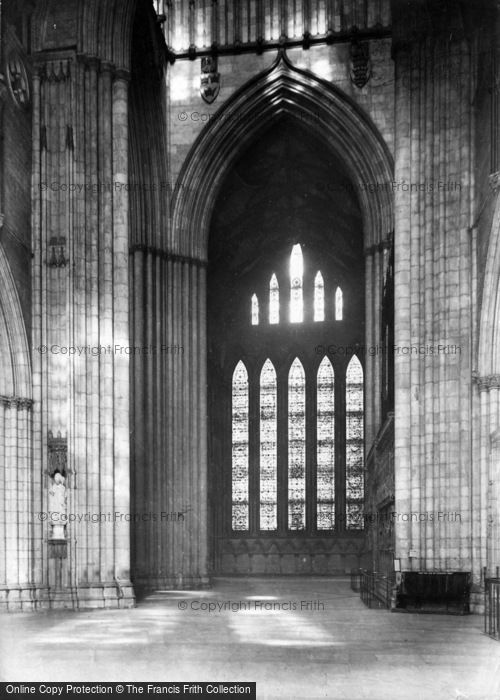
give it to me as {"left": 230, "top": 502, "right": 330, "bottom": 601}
{"left": 1, "top": 0, "right": 500, "bottom": 696}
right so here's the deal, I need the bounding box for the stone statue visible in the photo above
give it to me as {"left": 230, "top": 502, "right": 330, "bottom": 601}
{"left": 48, "top": 472, "right": 67, "bottom": 540}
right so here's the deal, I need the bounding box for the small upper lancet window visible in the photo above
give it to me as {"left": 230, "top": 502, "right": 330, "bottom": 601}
{"left": 269, "top": 274, "right": 279, "bottom": 324}
{"left": 314, "top": 272, "right": 324, "bottom": 322}
{"left": 335, "top": 287, "right": 343, "bottom": 321}
{"left": 251, "top": 294, "right": 259, "bottom": 325}
{"left": 290, "top": 244, "right": 303, "bottom": 323}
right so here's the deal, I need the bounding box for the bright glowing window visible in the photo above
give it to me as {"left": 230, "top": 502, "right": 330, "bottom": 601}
{"left": 251, "top": 294, "right": 259, "bottom": 325}
{"left": 317, "top": 357, "right": 335, "bottom": 530}
{"left": 346, "top": 355, "right": 364, "bottom": 530}
{"left": 269, "top": 273, "right": 279, "bottom": 324}
{"left": 289, "top": 244, "right": 303, "bottom": 323}
{"left": 231, "top": 361, "right": 249, "bottom": 531}
{"left": 314, "top": 271, "right": 324, "bottom": 322}
{"left": 288, "top": 358, "right": 306, "bottom": 530}
{"left": 335, "top": 287, "right": 343, "bottom": 320}
{"left": 231, "top": 245, "right": 364, "bottom": 536}
{"left": 260, "top": 359, "right": 277, "bottom": 530}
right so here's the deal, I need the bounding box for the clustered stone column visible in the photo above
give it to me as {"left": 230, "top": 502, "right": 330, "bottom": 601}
{"left": 364, "top": 238, "right": 392, "bottom": 450}
{"left": 130, "top": 247, "right": 209, "bottom": 590}
{"left": 0, "top": 397, "right": 36, "bottom": 610}
{"left": 474, "top": 374, "right": 500, "bottom": 593}
{"left": 0, "top": 236, "right": 36, "bottom": 613}
{"left": 31, "top": 55, "right": 134, "bottom": 608}
{"left": 0, "top": 24, "right": 39, "bottom": 612}
{"left": 489, "top": 426, "right": 500, "bottom": 570}
{"left": 472, "top": 4, "right": 500, "bottom": 610}
{"left": 392, "top": 5, "right": 473, "bottom": 576}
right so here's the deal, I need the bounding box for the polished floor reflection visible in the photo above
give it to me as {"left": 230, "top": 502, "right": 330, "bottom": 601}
{"left": 1, "top": 577, "right": 499, "bottom": 699}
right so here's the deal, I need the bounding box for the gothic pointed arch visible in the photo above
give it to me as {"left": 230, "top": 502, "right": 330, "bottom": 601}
{"left": 172, "top": 50, "right": 394, "bottom": 259}
{"left": 478, "top": 196, "right": 500, "bottom": 378}
{"left": 0, "top": 243, "right": 33, "bottom": 611}
{"left": 0, "top": 244, "right": 31, "bottom": 400}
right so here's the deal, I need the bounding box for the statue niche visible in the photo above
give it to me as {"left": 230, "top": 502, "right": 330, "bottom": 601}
{"left": 48, "top": 472, "right": 67, "bottom": 540}
{"left": 47, "top": 431, "right": 68, "bottom": 541}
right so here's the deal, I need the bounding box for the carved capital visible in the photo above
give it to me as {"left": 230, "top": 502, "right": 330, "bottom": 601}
{"left": 80, "top": 55, "right": 101, "bottom": 71}
{"left": 129, "top": 244, "right": 208, "bottom": 268}
{"left": 364, "top": 236, "right": 393, "bottom": 257}
{"left": 100, "top": 61, "right": 115, "bottom": 76}
{"left": 473, "top": 372, "right": 500, "bottom": 392}
{"left": 0, "top": 395, "right": 33, "bottom": 410}
{"left": 36, "top": 58, "right": 72, "bottom": 84}
{"left": 489, "top": 375, "right": 500, "bottom": 389}
{"left": 114, "top": 68, "right": 131, "bottom": 83}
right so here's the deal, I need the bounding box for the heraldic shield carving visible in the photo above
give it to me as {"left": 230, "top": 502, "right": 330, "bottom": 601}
{"left": 200, "top": 56, "right": 220, "bottom": 104}
{"left": 350, "top": 41, "right": 371, "bottom": 89}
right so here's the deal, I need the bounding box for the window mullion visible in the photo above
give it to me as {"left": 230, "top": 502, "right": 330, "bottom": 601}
{"left": 306, "top": 366, "right": 317, "bottom": 534}
{"left": 336, "top": 362, "right": 346, "bottom": 532}
{"left": 249, "top": 365, "right": 260, "bottom": 535}
{"left": 277, "top": 369, "right": 288, "bottom": 534}
{"left": 225, "top": 380, "right": 232, "bottom": 538}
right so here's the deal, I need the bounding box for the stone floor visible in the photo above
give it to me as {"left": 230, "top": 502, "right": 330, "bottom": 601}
{"left": 1, "top": 577, "right": 499, "bottom": 699}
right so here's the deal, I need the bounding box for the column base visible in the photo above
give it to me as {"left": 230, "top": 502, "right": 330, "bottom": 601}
{"left": 49, "top": 587, "right": 79, "bottom": 610}
{"left": 0, "top": 585, "right": 51, "bottom": 612}
{"left": 76, "top": 581, "right": 136, "bottom": 609}
{"left": 0, "top": 582, "right": 136, "bottom": 611}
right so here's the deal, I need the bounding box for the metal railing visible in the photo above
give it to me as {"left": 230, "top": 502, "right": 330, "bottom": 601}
{"left": 359, "top": 569, "right": 395, "bottom": 609}
{"left": 484, "top": 567, "right": 500, "bottom": 641}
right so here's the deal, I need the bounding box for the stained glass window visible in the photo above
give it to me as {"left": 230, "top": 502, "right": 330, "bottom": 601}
{"left": 317, "top": 357, "right": 335, "bottom": 530}
{"left": 269, "top": 274, "right": 279, "bottom": 324}
{"left": 290, "top": 244, "right": 303, "bottom": 323}
{"left": 346, "top": 355, "right": 364, "bottom": 529}
{"left": 232, "top": 361, "right": 249, "bottom": 531}
{"left": 314, "top": 271, "right": 324, "bottom": 322}
{"left": 260, "top": 359, "right": 277, "bottom": 530}
{"left": 230, "top": 244, "right": 365, "bottom": 540}
{"left": 288, "top": 358, "right": 306, "bottom": 530}
{"left": 251, "top": 294, "right": 259, "bottom": 326}
{"left": 335, "top": 287, "right": 343, "bottom": 320}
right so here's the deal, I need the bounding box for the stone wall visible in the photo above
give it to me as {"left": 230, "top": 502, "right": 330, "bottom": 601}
{"left": 167, "top": 40, "right": 394, "bottom": 189}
